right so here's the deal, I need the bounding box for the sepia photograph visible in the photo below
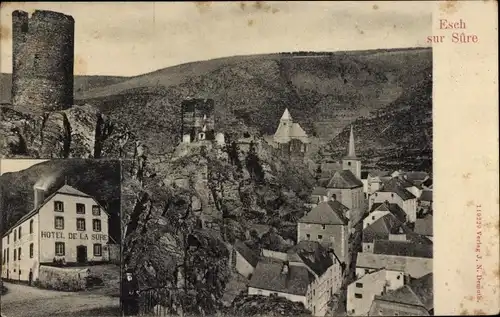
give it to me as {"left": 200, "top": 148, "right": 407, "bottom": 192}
{"left": 0, "top": 159, "right": 122, "bottom": 317}
{"left": 1, "top": 1, "right": 497, "bottom": 317}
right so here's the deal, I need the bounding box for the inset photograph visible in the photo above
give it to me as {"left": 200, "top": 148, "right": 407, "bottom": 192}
{"left": 0, "top": 158, "right": 121, "bottom": 317}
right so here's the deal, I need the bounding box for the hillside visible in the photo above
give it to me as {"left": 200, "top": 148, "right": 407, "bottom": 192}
{"left": 0, "top": 73, "right": 128, "bottom": 105}
{"left": 0, "top": 159, "right": 122, "bottom": 243}
{"left": 327, "top": 67, "right": 433, "bottom": 172}
{"left": 72, "top": 48, "right": 432, "bottom": 157}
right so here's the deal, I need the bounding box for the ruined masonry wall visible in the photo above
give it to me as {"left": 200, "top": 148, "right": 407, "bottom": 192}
{"left": 12, "top": 10, "right": 75, "bottom": 112}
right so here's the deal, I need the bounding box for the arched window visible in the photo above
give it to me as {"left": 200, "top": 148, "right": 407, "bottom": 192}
{"left": 29, "top": 220, "right": 34, "bottom": 234}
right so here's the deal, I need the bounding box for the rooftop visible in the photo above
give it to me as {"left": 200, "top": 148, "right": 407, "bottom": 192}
{"left": 299, "top": 200, "right": 349, "bottom": 225}
{"left": 373, "top": 273, "right": 433, "bottom": 312}
{"left": 326, "top": 169, "right": 363, "bottom": 189}
{"left": 414, "top": 215, "right": 433, "bottom": 237}
{"left": 248, "top": 258, "right": 313, "bottom": 296}
{"left": 234, "top": 240, "right": 260, "bottom": 268}
{"left": 369, "top": 202, "right": 407, "bottom": 223}
{"left": 373, "top": 240, "right": 433, "bottom": 259}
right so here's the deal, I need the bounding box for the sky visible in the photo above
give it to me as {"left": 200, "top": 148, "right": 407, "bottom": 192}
{"left": 0, "top": 159, "right": 48, "bottom": 175}
{"left": 0, "top": 1, "right": 432, "bottom": 76}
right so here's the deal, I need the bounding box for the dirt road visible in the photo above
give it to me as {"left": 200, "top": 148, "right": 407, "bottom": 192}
{"left": 0, "top": 282, "right": 120, "bottom": 317}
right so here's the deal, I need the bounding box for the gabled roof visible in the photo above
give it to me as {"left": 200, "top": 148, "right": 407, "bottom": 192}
{"left": 420, "top": 190, "right": 433, "bottom": 202}
{"left": 373, "top": 273, "right": 433, "bottom": 311}
{"left": 234, "top": 240, "right": 259, "bottom": 268}
{"left": 373, "top": 240, "right": 433, "bottom": 258}
{"left": 369, "top": 202, "right": 407, "bottom": 223}
{"left": 379, "top": 179, "right": 416, "bottom": 201}
{"left": 327, "top": 170, "right": 363, "bottom": 189}
{"left": 311, "top": 186, "right": 328, "bottom": 196}
{"left": 248, "top": 258, "right": 313, "bottom": 296}
{"left": 288, "top": 241, "right": 334, "bottom": 277}
{"left": 414, "top": 215, "right": 433, "bottom": 237}
{"left": 363, "top": 213, "right": 432, "bottom": 245}
{"left": 56, "top": 184, "right": 92, "bottom": 198}
{"left": 2, "top": 184, "right": 105, "bottom": 238}
{"left": 299, "top": 200, "right": 349, "bottom": 225}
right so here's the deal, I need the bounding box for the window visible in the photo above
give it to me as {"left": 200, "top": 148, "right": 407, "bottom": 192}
{"left": 391, "top": 193, "right": 394, "bottom": 198}
{"left": 93, "top": 244, "right": 102, "bottom": 256}
{"left": 318, "top": 235, "right": 323, "bottom": 240}
{"left": 7, "top": 235, "right": 9, "bottom": 244}
{"left": 372, "top": 216, "right": 375, "bottom": 220}
{"left": 18, "top": 247, "right": 21, "bottom": 260}
{"left": 55, "top": 216, "right": 64, "bottom": 230}
{"left": 306, "top": 234, "right": 310, "bottom": 240}
{"left": 348, "top": 162, "right": 351, "bottom": 166}
{"left": 54, "top": 201, "right": 64, "bottom": 212}
{"left": 93, "top": 219, "right": 102, "bottom": 232}
{"left": 6, "top": 248, "right": 9, "bottom": 262}
{"left": 76, "top": 203, "right": 86, "bottom": 214}
{"left": 313, "top": 289, "right": 315, "bottom": 296}
{"left": 322, "top": 224, "right": 326, "bottom": 230}
{"left": 397, "top": 275, "right": 401, "bottom": 280}
{"left": 355, "top": 293, "right": 363, "bottom": 299}
{"left": 29, "top": 243, "right": 34, "bottom": 258}
{"left": 77, "top": 218, "right": 86, "bottom": 231}
{"left": 365, "top": 269, "right": 369, "bottom": 274}
{"left": 30, "top": 220, "right": 34, "bottom": 234}
{"left": 55, "top": 242, "right": 65, "bottom": 256}
{"left": 356, "top": 283, "right": 363, "bottom": 288}
{"left": 92, "top": 205, "right": 101, "bottom": 216}
{"left": 18, "top": 226, "right": 22, "bottom": 239}
{"left": 13, "top": 229, "right": 17, "bottom": 242}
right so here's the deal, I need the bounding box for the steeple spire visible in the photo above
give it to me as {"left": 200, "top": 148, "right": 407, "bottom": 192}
{"left": 280, "top": 108, "right": 292, "bottom": 121}
{"left": 347, "top": 125, "right": 356, "bottom": 158}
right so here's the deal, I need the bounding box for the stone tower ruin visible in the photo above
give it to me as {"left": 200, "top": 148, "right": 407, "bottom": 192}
{"left": 11, "top": 10, "right": 75, "bottom": 112}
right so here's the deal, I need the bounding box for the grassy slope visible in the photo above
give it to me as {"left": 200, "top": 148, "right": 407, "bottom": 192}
{"left": 0, "top": 73, "right": 128, "bottom": 104}
{"left": 0, "top": 159, "right": 122, "bottom": 242}
{"left": 74, "top": 48, "right": 432, "bottom": 156}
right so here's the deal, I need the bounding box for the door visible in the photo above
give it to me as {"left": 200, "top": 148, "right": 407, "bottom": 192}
{"left": 77, "top": 245, "right": 87, "bottom": 264}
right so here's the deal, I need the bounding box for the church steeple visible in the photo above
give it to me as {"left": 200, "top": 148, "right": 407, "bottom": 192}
{"left": 342, "top": 125, "right": 361, "bottom": 180}
{"left": 347, "top": 125, "right": 357, "bottom": 158}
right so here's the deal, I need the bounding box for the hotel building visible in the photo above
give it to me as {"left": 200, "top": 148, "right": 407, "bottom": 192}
{"left": 1, "top": 184, "right": 110, "bottom": 282}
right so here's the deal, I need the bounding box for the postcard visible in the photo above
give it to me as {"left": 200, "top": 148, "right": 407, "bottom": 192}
{"left": 0, "top": 1, "right": 498, "bottom": 316}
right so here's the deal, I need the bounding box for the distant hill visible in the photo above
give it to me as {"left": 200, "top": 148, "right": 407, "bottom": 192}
{"left": 1, "top": 48, "right": 433, "bottom": 168}
{"left": 0, "top": 159, "right": 122, "bottom": 243}
{"left": 0, "top": 73, "right": 128, "bottom": 105}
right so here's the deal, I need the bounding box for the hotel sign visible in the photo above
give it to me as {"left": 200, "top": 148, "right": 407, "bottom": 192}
{"left": 41, "top": 231, "right": 107, "bottom": 241}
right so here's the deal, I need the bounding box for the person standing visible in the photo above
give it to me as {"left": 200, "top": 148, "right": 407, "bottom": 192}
{"left": 121, "top": 269, "right": 140, "bottom": 316}
{"left": 28, "top": 269, "right": 33, "bottom": 286}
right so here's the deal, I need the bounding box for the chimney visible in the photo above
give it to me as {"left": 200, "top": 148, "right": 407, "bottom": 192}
{"left": 33, "top": 185, "right": 46, "bottom": 209}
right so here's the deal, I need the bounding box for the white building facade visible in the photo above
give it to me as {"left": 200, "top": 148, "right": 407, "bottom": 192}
{"left": 1, "top": 185, "right": 110, "bottom": 282}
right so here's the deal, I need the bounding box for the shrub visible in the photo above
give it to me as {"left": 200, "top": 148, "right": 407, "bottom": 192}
{"left": 37, "top": 266, "right": 89, "bottom": 292}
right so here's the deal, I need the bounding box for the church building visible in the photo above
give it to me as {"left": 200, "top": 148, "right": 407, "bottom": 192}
{"left": 273, "top": 108, "right": 310, "bottom": 157}
{"left": 1, "top": 184, "right": 110, "bottom": 283}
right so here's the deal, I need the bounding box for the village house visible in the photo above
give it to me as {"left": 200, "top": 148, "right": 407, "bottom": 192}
{"left": 1, "top": 184, "right": 110, "bottom": 283}
{"left": 307, "top": 187, "right": 329, "bottom": 208}
{"left": 361, "top": 214, "right": 432, "bottom": 253}
{"left": 401, "top": 172, "right": 430, "bottom": 188}
{"left": 414, "top": 215, "right": 433, "bottom": 242}
{"left": 231, "top": 240, "right": 259, "bottom": 279}
{"left": 369, "top": 179, "right": 417, "bottom": 223}
{"left": 297, "top": 199, "right": 350, "bottom": 265}
{"left": 418, "top": 189, "right": 433, "bottom": 214}
{"left": 248, "top": 241, "right": 343, "bottom": 317}
{"left": 355, "top": 241, "right": 433, "bottom": 280}
{"left": 364, "top": 170, "right": 391, "bottom": 197}
{"left": 363, "top": 202, "right": 408, "bottom": 228}
{"left": 368, "top": 273, "right": 433, "bottom": 316}
{"left": 346, "top": 268, "right": 405, "bottom": 316}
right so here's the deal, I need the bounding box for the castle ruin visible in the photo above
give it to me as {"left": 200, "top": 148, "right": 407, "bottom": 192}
{"left": 11, "top": 10, "right": 75, "bottom": 112}
{"left": 181, "top": 98, "right": 216, "bottom": 143}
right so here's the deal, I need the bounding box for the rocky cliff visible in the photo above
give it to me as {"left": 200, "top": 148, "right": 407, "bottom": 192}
{"left": 0, "top": 104, "right": 135, "bottom": 159}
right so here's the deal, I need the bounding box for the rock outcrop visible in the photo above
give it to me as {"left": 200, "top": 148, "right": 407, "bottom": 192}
{"left": 0, "top": 104, "right": 134, "bottom": 159}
